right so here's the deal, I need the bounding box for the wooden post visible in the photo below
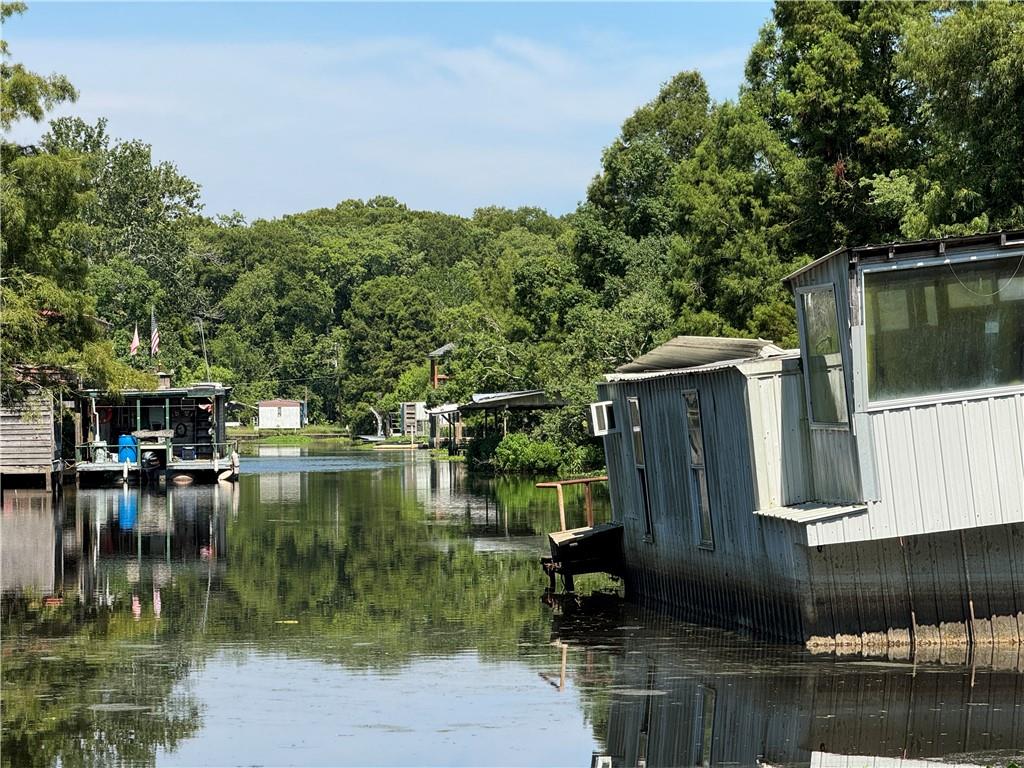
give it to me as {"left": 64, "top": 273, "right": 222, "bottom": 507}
{"left": 136, "top": 399, "right": 142, "bottom": 432}
{"left": 556, "top": 484, "right": 566, "bottom": 531}
{"left": 559, "top": 643, "right": 567, "bottom": 691}
{"left": 583, "top": 481, "right": 594, "bottom": 528}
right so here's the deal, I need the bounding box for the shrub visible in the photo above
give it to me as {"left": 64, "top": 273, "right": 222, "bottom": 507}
{"left": 493, "top": 433, "right": 562, "bottom": 473}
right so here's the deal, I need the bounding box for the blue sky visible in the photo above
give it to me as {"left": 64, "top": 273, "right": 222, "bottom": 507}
{"left": 5, "top": 2, "right": 773, "bottom": 220}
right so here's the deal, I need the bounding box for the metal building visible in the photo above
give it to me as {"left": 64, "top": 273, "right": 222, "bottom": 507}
{"left": 594, "top": 230, "right": 1024, "bottom": 649}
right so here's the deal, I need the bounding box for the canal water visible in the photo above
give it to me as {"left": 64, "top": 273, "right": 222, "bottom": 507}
{"left": 3, "top": 448, "right": 1023, "bottom": 767}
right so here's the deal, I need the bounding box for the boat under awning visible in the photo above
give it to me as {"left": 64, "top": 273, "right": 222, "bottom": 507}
{"left": 615, "top": 336, "right": 783, "bottom": 374}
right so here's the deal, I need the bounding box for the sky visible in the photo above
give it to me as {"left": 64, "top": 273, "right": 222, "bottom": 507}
{"left": 4, "top": 2, "right": 773, "bottom": 221}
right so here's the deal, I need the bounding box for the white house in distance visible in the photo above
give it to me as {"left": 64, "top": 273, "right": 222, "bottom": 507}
{"left": 258, "top": 399, "right": 303, "bottom": 430}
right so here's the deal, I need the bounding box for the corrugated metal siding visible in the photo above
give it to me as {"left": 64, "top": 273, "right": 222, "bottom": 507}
{"left": 0, "top": 392, "right": 58, "bottom": 470}
{"left": 746, "top": 364, "right": 813, "bottom": 509}
{"left": 809, "top": 392, "right": 1024, "bottom": 546}
{"left": 598, "top": 371, "right": 811, "bottom": 640}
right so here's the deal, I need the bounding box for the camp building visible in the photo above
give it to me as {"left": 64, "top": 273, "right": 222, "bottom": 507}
{"left": 592, "top": 230, "right": 1024, "bottom": 649}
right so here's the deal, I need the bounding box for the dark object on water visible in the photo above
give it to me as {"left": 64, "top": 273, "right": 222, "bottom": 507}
{"left": 542, "top": 522, "right": 623, "bottom": 592}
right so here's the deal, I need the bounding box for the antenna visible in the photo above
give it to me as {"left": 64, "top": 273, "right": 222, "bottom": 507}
{"left": 196, "top": 318, "right": 211, "bottom": 381}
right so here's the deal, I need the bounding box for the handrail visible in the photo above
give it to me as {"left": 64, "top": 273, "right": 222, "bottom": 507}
{"left": 536, "top": 475, "right": 609, "bottom": 531}
{"left": 76, "top": 440, "right": 238, "bottom": 464}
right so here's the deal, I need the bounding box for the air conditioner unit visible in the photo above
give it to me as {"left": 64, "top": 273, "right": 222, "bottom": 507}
{"left": 589, "top": 401, "right": 617, "bottom": 436}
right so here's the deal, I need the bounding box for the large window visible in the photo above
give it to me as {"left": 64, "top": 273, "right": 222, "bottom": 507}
{"left": 627, "top": 397, "right": 654, "bottom": 539}
{"left": 684, "top": 391, "right": 714, "bottom": 549}
{"left": 799, "top": 287, "right": 849, "bottom": 425}
{"left": 864, "top": 255, "right": 1024, "bottom": 402}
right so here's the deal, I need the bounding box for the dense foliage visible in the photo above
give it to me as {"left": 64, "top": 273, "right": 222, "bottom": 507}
{"left": 3, "top": 1, "right": 1023, "bottom": 464}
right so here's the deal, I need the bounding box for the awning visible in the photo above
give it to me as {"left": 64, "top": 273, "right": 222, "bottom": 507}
{"left": 459, "top": 390, "right": 565, "bottom": 411}
{"left": 615, "top": 336, "right": 783, "bottom": 374}
{"left": 426, "top": 403, "right": 460, "bottom": 416}
{"left": 754, "top": 501, "right": 867, "bottom": 524}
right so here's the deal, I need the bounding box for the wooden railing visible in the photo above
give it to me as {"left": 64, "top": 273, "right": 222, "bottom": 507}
{"left": 536, "top": 476, "right": 609, "bottom": 531}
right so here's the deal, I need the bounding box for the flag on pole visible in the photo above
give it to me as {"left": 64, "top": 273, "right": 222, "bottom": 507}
{"left": 129, "top": 324, "right": 140, "bottom": 356}
{"left": 150, "top": 309, "right": 160, "bottom": 357}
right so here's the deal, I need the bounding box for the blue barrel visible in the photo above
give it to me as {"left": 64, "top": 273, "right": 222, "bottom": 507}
{"left": 117, "top": 434, "right": 138, "bottom": 463}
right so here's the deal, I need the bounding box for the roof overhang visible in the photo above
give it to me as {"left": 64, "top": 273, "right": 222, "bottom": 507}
{"left": 459, "top": 390, "right": 565, "bottom": 411}
{"left": 615, "top": 336, "right": 785, "bottom": 375}
{"left": 783, "top": 229, "right": 1024, "bottom": 285}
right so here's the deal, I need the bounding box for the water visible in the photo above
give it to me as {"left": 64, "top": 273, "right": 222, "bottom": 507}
{"left": 3, "top": 448, "right": 1023, "bottom": 767}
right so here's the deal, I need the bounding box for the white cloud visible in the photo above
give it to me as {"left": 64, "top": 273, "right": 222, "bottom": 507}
{"left": 6, "top": 33, "right": 748, "bottom": 219}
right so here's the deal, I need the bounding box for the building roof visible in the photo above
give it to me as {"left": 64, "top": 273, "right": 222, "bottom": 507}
{"left": 783, "top": 228, "right": 1024, "bottom": 284}
{"left": 81, "top": 382, "right": 231, "bottom": 399}
{"left": 615, "top": 336, "right": 784, "bottom": 374}
{"left": 426, "top": 403, "right": 460, "bottom": 416}
{"left": 259, "top": 399, "right": 302, "bottom": 407}
{"left": 459, "top": 390, "right": 565, "bottom": 411}
{"left": 605, "top": 349, "right": 799, "bottom": 383}
{"left": 427, "top": 342, "right": 456, "bottom": 358}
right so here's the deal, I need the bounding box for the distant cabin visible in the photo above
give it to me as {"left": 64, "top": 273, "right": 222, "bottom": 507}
{"left": 0, "top": 388, "right": 62, "bottom": 490}
{"left": 259, "top": 399, "right": 303, "bottom": 430}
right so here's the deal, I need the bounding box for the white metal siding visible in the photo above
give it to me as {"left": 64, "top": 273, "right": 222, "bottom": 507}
{"left": 258, "top": 405, "right": 301, "bottom": 430}
{"left": 808, "top": 391, "right": 1024, "bottom": 546}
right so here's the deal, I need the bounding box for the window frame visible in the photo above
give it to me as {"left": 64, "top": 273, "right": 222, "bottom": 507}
{"left": 683, "top": 389, "right": 714, "bottom": 551}
{"left": 626, "top": 396, "right": 655, "bottom": 542}
{"left": 588, "top": 400, "right": 618, "bottom": 436}
{"left": 795, "top": 282, "right": 851, "bottom": 430}
{"left": 858, "top": 250, "right": 1024, "bottom": 411}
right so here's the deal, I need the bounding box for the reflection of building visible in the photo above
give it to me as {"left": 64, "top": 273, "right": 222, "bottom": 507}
{"left": 79, "top": 485, "right": 231, "bottom": 603}
{"left": 258, "top": 472, "right": 303, "bottom": 504}
{"left": 553, "top": 603, "right": 1024, "bottom": 768}
{"left": 1, "top": 490, "right": 60, "bottom": 593}
{"left": 1, "top": 484, "right": 235, "bottom": 613}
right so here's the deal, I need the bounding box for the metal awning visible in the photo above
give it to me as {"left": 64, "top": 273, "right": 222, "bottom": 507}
{"left": 754, "top": 501, "right": 867, "bottom": 524}
{"left": 615, "top": 336, "right": 783, "bottom": 374}
{"left": 426, "top": 403, "right": 460, "bottom": 416}
{"left": 427, "top": 342, "right": 456, "bottom": 358}
{"left": 459, "top": 390, "right": 565, "bottom": 411}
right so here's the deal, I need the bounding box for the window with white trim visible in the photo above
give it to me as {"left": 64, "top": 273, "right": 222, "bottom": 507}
{"left": 864, "top": 254, "right": 1024, "bottom": 402}
{"left": 589, "top": 401, "right": 617, "bottom": 436}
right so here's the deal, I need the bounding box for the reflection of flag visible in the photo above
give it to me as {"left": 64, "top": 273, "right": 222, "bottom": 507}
{"left": 150, "top": 309, "right": 160, "bottom": 357}
{"left": 129, "top": 324, "right": 140, "bottom": 356}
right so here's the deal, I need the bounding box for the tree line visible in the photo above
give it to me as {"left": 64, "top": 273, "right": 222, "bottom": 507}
{"left": 3, "top": 1, "right": 1022, "bottom": 465}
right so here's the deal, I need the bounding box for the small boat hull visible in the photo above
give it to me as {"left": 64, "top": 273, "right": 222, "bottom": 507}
{"left": 547, "top": 522, "right": 624, "bottom": 577}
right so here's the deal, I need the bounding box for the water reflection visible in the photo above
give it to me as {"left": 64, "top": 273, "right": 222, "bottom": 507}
{"left": 2, "top": 452, "right": 1022, "bottom": 767}
{"left": 554, "top": 597, "right": 1024, "bottom": 768}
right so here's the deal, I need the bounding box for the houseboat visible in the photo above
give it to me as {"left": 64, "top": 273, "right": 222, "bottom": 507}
{"left": 75, "top": 380, "right": 239, "bottom": 486}
{"left": 585, "top": 230, "right": 1024, "bottom": 650}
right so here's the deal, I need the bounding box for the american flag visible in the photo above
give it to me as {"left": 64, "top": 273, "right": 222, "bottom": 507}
{"left": 150, "top": 309, "right": 160, "bottom": 357}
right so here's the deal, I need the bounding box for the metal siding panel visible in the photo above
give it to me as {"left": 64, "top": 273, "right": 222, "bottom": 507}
{"left": 965, "top": 398, "right": 1001, "bottom": 527}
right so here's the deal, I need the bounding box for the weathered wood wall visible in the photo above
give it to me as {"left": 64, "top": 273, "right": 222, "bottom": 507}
{"left": 0, "top": 390, "right": 60, "bottom": 476}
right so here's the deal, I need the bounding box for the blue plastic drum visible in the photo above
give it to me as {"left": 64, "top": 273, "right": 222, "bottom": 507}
{"left": 117, "top": 434, "right": 138, "bottom": 463}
